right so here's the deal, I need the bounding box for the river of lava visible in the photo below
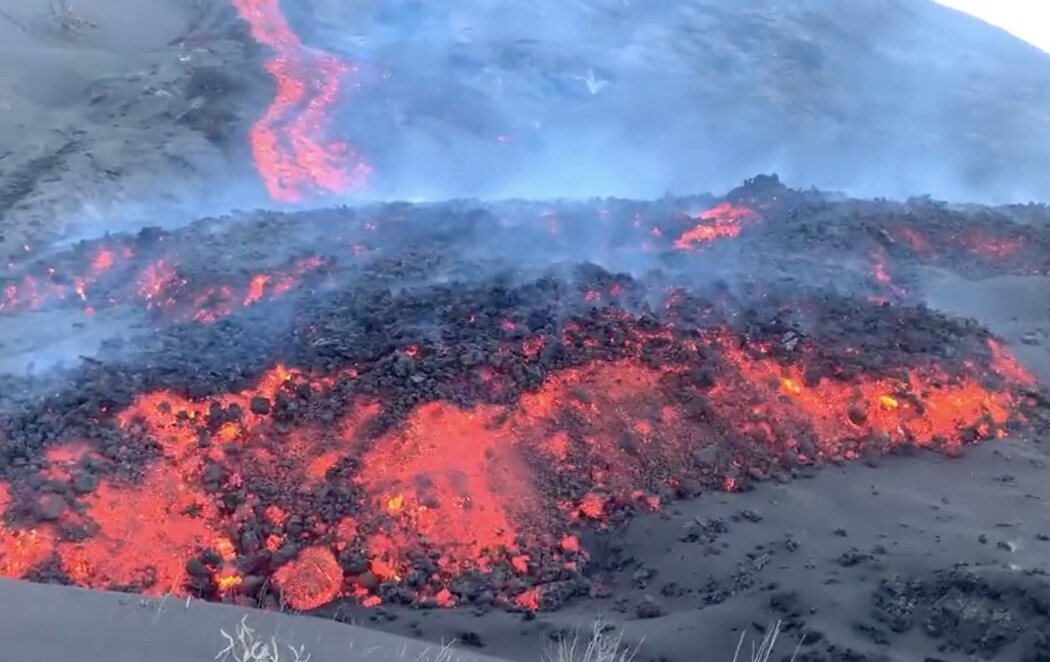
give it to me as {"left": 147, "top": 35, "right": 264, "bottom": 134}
{"left": 231, "top": 0, "right": 370, "bottom": 201}
{"left": 0, "top": 327, "right": 1037, "bottom": 611}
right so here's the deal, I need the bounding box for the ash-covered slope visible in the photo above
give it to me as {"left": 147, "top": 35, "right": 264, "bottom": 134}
{"left": 0, "top": 0, "right": 267, "bottom": 253}
{"left": 292, "top": 0, "right": 1050, "bottom": 202}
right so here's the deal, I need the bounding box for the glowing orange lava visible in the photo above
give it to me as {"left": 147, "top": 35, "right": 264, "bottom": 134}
{"left": 116, "top": 363, "right": 307, "bottom": 468}
{"left": 889, "top": 225, "right": 1026, "bottom": 265}
{"left": 0, "top": 483, "right": 56, "bottom": 577}
{"left": 231, "top": 0, "right": 370, "bottom": 201}
{"left": 273, "top": 546, "right": 343, "bottom": 610}
{"left": 91, "top": 248, "right": 115, "bottom": 272}
{"left": 134, "top": 255, "right": 326, "bottom": 323}
{"left": 869, "top": 248, "right": 906, "bottom": 298}
{"left": 894, "top": 227, "right": 930, "bottom": 253}
{"left": 674, "top": 203, "right": 758, "bottom": 250}
{"left": 36, "top": 364, "right": 368, "bottom": 594}
{"left": 357, "top": 402, "right": 541, "bottom": 578}
{"left": 0, "top": 323, "right": 1039, "bottom": 611}
{"left": 137, "top": 260, "right": 178, "bottom": 306}
{"left": 961, "top": 231, "right": 1023, "bottom": 260}
{"left": 41, "top": 443, "right": 94, "bottom": 481}
{"left": 988, "top": 339, "right": 1037, "bottom": 386}
{"left": 520, "top": 360, "right": 701, "bottom": 507}
{"left": 57, "top": 474, "right": 220, "bottom": 594}
{"left": 1, "top": 245, "right": 131, "bottom": 314}
{"left": 713, "top": 335, "right": 1016, "bottom": 457}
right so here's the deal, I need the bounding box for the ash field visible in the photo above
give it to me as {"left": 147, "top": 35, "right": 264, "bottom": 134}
{"left": 1, "top": 1, "right": 1050, "bottom": 662}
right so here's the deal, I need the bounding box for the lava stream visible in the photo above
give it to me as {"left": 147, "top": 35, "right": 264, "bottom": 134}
{"left": 231, "top": 0, "right": 369, "bottom": 201}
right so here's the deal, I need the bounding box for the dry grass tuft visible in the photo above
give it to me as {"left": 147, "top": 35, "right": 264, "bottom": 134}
{"left": 218, "top": 614, "right": 802, "bottom": 662}
{"left": 543, "top": 618, "right": 640, "bottom": 662}
{"left": 218, "top": 617, "right": 465, "bottom": 662}
{"left": 731, "top": 620, "right": 802, "bottom": 662}
{"left": 216, "top": 616, "right": 312, "bottom": 662}
{"left": 544, "top": 617, "right": 801, "bottom": 662}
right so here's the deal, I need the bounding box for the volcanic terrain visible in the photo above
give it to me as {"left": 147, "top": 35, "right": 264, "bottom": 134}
{"left": 2, "top": 1, "right": 1050, "bottom": 661}
{"left": 0, "top": 173, "right": 1048, "bottom": 660}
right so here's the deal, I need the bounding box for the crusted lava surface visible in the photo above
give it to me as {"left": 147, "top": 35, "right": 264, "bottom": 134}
{"left": 0, "top": 175, "right": 1047, "bottom": 616}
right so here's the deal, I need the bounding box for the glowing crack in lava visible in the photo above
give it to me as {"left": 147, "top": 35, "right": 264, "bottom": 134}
{"left": 674, "top": 202, "right": 758, "bottom": 250}
{"left": 887, "top": 226, "right": 1032, "bottom": 267}
{"left": 1, "top": 244, "right": 328, "bottom": 323}
{"left": 135, "top": 255, "right": 326, "bottom": 323}
{"left": 0, "top": 316, "right": 1038, "bottom": 612}
{"left": 231, "top": 0, "right": 370, "bottom": 201}
{"left": 869, "top": 247, "right": 906, "bottom": 302}
{"left": 1, "top": 246, "right": 129, "bottom": 314}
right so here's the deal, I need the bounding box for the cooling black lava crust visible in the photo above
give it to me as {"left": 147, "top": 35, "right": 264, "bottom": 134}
{"left": 0, "top": 177, "right": 1046, "bottom": 636}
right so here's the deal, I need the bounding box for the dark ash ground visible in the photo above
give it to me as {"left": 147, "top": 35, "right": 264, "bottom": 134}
{"left": 4, "top": 2, "right": 1050, "bottom": 660}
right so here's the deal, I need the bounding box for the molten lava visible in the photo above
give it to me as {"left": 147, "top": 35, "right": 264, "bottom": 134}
{"left": 1, "top": 246, "right": 129, "bottom": 314}
{"left": 869, "top": 248, "right": 906, "bottom": 300}
{"left": 0, "top": 315, "right": 1037, "bottom": 611}
{"left": 357, "top": 402, "right": 541, "bottom": 580}
{"left": 231, "top": 0, "right": 370, "bottom": 201}
{"left": 273, "top": 547, "right": 343, "bottom": 611}
{"left": 712, "top": 335, "right": 1018, "bottom": 456}
{"left": 886, "top": 223, "right": 1039, "bottom": 273}
{"left": 0, "top": 176, "right": 1047, "bottom": 615}
{"left": 0, "top": 483, "right": 54, "bottom": 578}
{"left": 135, "top": 255, "right": 325, "bottom": 323}
{"left": 674, "top": 202, "right": 758, "bottom": 250}
{"left": 57, "top": 475, "right": 221, "bottom": 594}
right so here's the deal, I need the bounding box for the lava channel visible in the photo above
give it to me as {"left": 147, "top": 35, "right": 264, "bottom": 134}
{"left": 231, "top": 0, "right": 370, "bottom": 201}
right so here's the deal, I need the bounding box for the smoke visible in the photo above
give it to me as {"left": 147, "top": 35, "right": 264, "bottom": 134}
{"left": 0, "top": 306, "right": 143, "bottom": 376}
{"left": 278, "top": 0, "right": 1050, "bottom": 204}
{"left": 56, "top": 176, "right": 267, "bottom": 247}
{"left": 9, "top": 0, "right": 1050, "bottom": 382}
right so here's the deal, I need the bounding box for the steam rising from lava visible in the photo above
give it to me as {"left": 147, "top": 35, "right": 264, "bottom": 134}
{"left": 3, "top": 0, "right": 1049, "bottom": 622}
{"left": 0, "top": 175, "right": 1047, "bottom": 614}
{"left": 228, "top": 0, "right": 1050, "bottom": 203}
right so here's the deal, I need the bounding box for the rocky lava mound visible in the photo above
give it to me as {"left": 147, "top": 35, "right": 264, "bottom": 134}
{"left": 0, "top": 176, "right": 1046, "bottom": 615}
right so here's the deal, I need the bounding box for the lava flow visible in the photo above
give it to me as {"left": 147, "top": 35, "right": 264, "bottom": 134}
{"left": 673, "top": 202, "right": 758, "bottom": 250}
{"left": 231, "top": 0, "right": 370, "bottom": 201}
{"left": 0, "top": 176, "right": 1048, "bottom": 615}
{"left": 0, "top": 307, "right": 1040, "bottom": 612}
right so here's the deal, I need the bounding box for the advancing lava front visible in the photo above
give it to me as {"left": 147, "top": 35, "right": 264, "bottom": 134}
{"left": 0, "top": 176, "right": 1047, "bottom": 613}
